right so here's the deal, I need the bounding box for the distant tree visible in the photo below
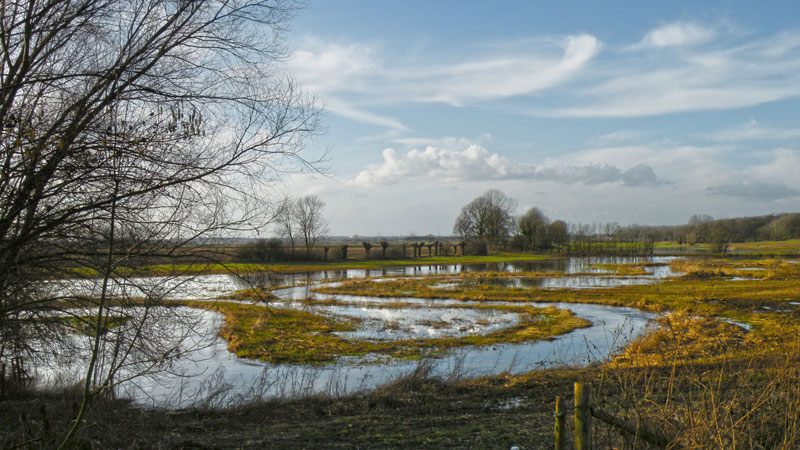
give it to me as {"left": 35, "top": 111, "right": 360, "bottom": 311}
{"left": 548, "top": 221, "right": 569, "bottom": 251}
{"left": 710, "top": 222, "right": 731, "bottom": 254}
{"left": 323, "top": 246, "right": 330, "bottom": 260}
{"left": 340, "top": 244, "right": 348, "bottom": 260}
{"left": 275, "top": 197, "right": 297, "bottom": 257}
{"left": 689, "top": 214, "right": 714, "bottom": 224}
{"left": 362, "top": 242, "right": 373, "bottom": 258}
{"left": 293, "top": 195, "right": 329, "bottom": 259}
{"left": 453, "top": 189, "right": 517, "bottom": 251}
{"left": 518, "top": 208, "right": 550, "bottom": 250}
{"left": 380, "top": 239, "right": 389, "bottom": 258}
{"left": 238, "top": 239, "right": 285, "bottom": 262}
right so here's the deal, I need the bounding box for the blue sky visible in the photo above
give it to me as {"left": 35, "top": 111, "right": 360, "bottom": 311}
{"left": 280, "top": 1, "right": 800, "bottom": 236}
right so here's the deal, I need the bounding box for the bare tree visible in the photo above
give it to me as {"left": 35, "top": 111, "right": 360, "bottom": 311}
{"left": 293, "top": 195, "right": 329, "bottom": 259}
{"left": 0, "top": 0, "right": 319, "bottom": 445}
{"left": 275, "top": 197, "right": 298, "bottom": 258}
{"left": 453, "top": 189, "right": 517, "bottom": 251}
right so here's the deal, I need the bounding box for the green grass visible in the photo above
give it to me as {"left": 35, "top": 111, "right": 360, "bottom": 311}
{"left": 182, "top": 299, "right": 589, "bottom": 364}
{"left": 65, "top": 253, "right": 553, "bottom": 279}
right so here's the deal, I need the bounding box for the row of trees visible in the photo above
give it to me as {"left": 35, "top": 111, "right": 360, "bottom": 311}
{"left": 453, "top": 190, "right": 800, "bottom": 255}
{"left": 453, "top": 189, "right": 568, "bottom": 253}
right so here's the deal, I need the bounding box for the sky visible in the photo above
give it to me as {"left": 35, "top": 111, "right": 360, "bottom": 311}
{"left": 279, "top": 0, "right": 800, "bottom": 236}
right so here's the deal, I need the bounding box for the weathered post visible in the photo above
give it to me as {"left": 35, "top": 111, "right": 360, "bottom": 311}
{"left": 574, "top": 383, "right": 592, "bottom": 450}
{"left": 554, "top": 395, "right": 565, "bottom": 450}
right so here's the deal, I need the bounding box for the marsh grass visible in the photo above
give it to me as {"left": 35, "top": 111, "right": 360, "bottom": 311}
{"left": 66, "top": 253, "right": 555, "bottom": 279}
{"left": 181, "top": 300, "right": 589, "bottom": 364}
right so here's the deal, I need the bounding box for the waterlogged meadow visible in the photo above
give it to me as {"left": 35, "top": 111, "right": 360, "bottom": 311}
{"left": 12, "top": 252, "right": 800, "bottom": 448}
{"left": 29, "top": 253, "right": 800, "bottom": 416}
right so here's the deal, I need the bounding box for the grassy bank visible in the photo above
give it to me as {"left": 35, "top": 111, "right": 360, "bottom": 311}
{"left": 69, "top": 253, "right": 553, "bottom": 278}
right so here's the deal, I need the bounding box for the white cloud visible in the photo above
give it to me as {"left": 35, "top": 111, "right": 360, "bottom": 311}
{"left": 389, "top": 134, "right": 492, "bottom": 149}
{"left": 752, "top": 148, "right": 800, "bottom": 183}
{"left": 288, "top": 41, "right": 375, "bottom": 94}
{"left": 325, "top": 98, "right": 411, "bottom": 131}
{"left": 290, "top": 33, "right": 601, "bottom": 116}
{"left": 351, "top": 143, "right": 667, "bottom": 187}
{"left": 634, "top": 22, "right": 715, "bottom": 49}
{"left": 708, "top": 119, "right": 800, "bottom": 141}
{"left": 584, "top": 130, "right": 649, "bottom": 147}
{"left": 402, "top": 34, "right": 601, "bottom": 105}
{"left": 544, "top": 29, "right": 800, "bottom": 118}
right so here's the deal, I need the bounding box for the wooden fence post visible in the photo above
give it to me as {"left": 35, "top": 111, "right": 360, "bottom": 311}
{"left": 574, "top": 383, "right": 592, "bottom": 450}
{"left": 554, "top": 395, "right": 565, "bottom": 450}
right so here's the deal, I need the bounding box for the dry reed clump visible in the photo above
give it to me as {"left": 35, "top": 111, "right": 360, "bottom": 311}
{"left": 611, "top": 312, "right": 748, "bottom": 367}
{"left": 670, "top": 257, "right": 800, "bottom": 281}
{"left": 595, "top": 328, "right": 800, "bottom": 449}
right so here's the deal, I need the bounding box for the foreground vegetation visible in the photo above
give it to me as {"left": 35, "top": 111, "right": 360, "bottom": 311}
{"left": 3, "top": 252, "right": 800, "bottom": 448}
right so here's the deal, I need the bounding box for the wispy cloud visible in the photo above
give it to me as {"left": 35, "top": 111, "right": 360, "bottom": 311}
{"left": 289, "top": 34, "right": 601, "bottom": 128}
{"left": 325, "top": 98, "right": 411, "bottom": 131}
{"left": 288, "top": 41, "right": 375, "bottom": 94}
{"left": 398, "top": 34, "right": 601, "bottom": 105}
{"left": 708, "top": 119, "right": 800, "bottom": 141}
{"left": 291, "top": 24, "right": 800, "bottom": 125}
{"left": 544, "top": 28, "right": 800, "bottom": 118}
{"left": 705, "top": 180, "right": 800, "bottom": 201}
{"left": 584, "top": 130, "right": 649, "bottom": 147}
{"left": 632, "top": 21, "right": 716, "bottom": 49}
{"left": 351, "top": 144, "right": 667, "bottom": 187}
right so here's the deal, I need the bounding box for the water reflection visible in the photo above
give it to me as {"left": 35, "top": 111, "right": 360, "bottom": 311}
{"left": 235, "top": 256, "right": 676, "bottom": 290}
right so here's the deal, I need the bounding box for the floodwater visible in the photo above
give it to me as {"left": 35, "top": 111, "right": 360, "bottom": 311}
{"left": 34, "top": 256, "right": 675, "bottom": 407}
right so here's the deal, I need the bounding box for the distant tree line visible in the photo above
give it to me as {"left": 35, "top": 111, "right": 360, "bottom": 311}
{"left": 453, "top": 190, "right": 800, "bottom": 255}
{"left": 240, "top": 190, "right": 800, "bottom": 262}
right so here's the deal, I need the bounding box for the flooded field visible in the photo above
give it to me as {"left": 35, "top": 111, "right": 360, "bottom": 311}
{"left": 37, "top": 256, "right": 676, "bottom": 407}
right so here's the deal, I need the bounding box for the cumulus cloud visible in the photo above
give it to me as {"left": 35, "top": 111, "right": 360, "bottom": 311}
{"left": 621, "top": 164, "right": 668, "bottom": 187}
{"left": 352, "top": 144, "right": 667, "bottom": 187}
{"left": 634, "top": 22, "right": 715, "bottom": 49}
{"left": 705, "top": 180, "right": 800, "bottom": 201}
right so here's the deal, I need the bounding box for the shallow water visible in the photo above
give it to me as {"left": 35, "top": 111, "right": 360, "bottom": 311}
{"left": 36, "top": 256, "right": 673, "bottom": 407}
